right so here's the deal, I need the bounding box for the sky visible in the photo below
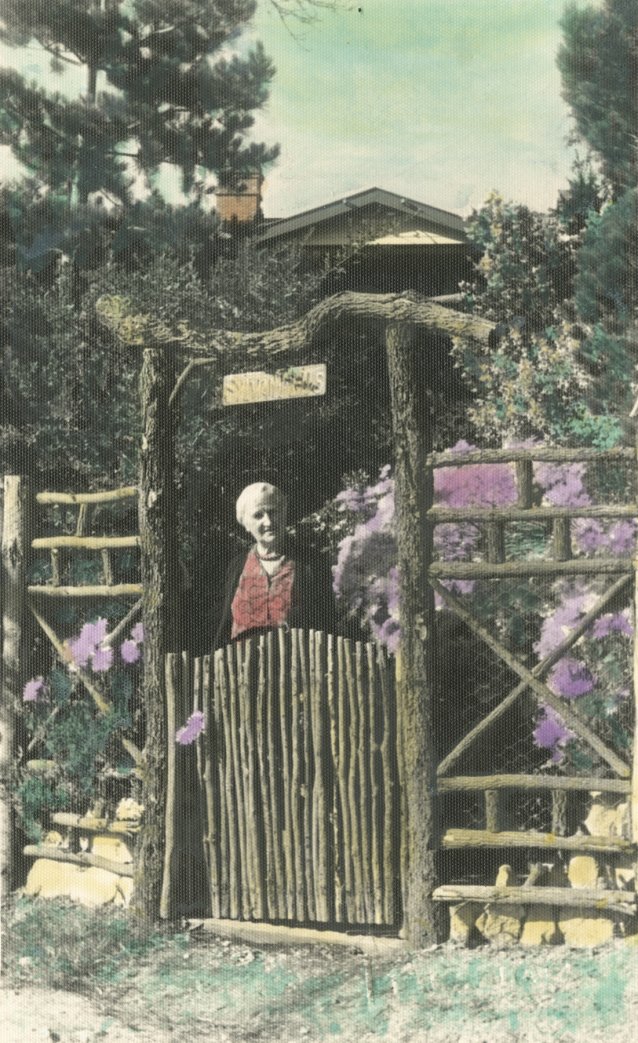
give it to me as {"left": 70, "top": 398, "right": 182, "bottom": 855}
{"left": 0, "top": 0, "right": 578, "bottom": 220}
{"left": 248, "top": 0, "right": 576, "bottom": 217}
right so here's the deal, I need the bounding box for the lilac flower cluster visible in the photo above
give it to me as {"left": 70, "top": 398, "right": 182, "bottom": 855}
{"left": 175, "top": 710, "right": 205, "bottom": 745}
{"left": 23, "top": 619, "right": 144, "bottom": 702}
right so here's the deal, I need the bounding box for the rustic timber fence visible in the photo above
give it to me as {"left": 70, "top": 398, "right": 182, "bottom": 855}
{"left": 161, "top": 629, "right": 399, "bottom": 928}
{"left": 424, "top": 445, "right": 638, "bottom": 921}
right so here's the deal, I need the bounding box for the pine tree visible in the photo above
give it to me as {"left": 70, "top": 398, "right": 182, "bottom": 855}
{"left": 0, "top": 1, "right": 278, "bottom": 267}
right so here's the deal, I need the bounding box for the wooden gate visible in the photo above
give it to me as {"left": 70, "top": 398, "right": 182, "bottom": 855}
{"left": 425, "top": 445, "right": 638, "bottom": 918}
{"left": 164, "top": 629, "right": 400, "bottom": 928}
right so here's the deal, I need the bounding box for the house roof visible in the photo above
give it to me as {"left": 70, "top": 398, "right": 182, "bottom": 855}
{"left": 255, "top": 187, "right": 467, "bottom": 246}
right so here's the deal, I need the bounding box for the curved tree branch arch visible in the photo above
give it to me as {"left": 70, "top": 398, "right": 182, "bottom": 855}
{"left": 105, "top": 290, "right": 495, "bottom": 944}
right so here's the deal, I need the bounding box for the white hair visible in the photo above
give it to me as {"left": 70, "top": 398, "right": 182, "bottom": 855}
{"left": 235, "top": 482, "right": 287, "bottom": 528}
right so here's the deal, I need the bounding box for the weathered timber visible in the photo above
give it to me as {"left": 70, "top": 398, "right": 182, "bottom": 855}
{"left": 430, "top": 447, "right": 634, "bottom": 466}
{"left": 290, "top": 631, "right": 306, "bottom": 921}
{"left": 50, "top": 813, "right": 139, "bottom": 836}
{"left": 336, "top": 636, "right": 355, "bottom": 924}
{"left": 429, "top": 559, "right": 632, "bottom": 579}
{"left": 23, "top": 845, "right": 135, "bottom": 877}
{"left": 552, "top": 517, "right": 572, "bottom": 561}
{"left": 218, "top": 649, "right": 239, "bottom": 918}
{"left": 551, "top": 790, "right": 569, "bottom": 837}
{"left": 437, "top": 574, "right": 632, "bottom": 776}
{"left": 297, "top": 629, "right": 316, "bottom": 921}
{"left": 432, "top": 885, "right": 635, "bottom": 913}
{"left": 484, "top": 522, "right": 505, "bottom": 564}
{"left": 36, "top": 487, "right": 138, "bottom": 505}
{"left": 75, "top": 503, "right": 89, "bottom": 535}
{"left": 242, "top": 640, "right": 264, "bottom": 920}
{"left": 366, "top": 641, "right": 383, "bottom": 925}
{"left": 159, "top": 653, "right": 178, "bottom": 920}
{"left": 327, "top": 634, "right": 344, "bottom": 923}
{"left": 197, "top": 657, "right": 218, "bottom": 916}
{"left": 103, "top": 599, "right": 142, "bottom": 648}
{"left": 428, "top": 505, "right": 638, "bottom": 523}
{"left": 98, "top": 290, "right": 496, "bottom": 357}
{"left": 50, "top": 549, "right": 60, "bottom": 586}
{"left": 515, "top": 460, "right": 534, "bottom": 508}
{"left": 279, "top": 628, "right": 296, "bottom": 920}
{"left": 344, "top": 636, "right": 364, "bottom": 924}
{"left": 484, "top": 790, "right": 502, "bottom": 832}
{"left": 32, "top": 536, "right": 140, "bottom": 550}
{"left": 442, "top": 829, "right": 632, "bottom": 853}
{"left": 633, "top": 422, "right": 638, "bottom": 845}
{"left": 194, "top": 917, "right": 404, "bottom": 953}
{"left": 432, "top": 580, "right": 631, "bottom": 778}
{"left": 134, "top": 342, "right": 179, "bottom": 922}
{"left": 355, "top": 640, "right": 373, "bottom": 923}
{"left": 386, "top": 321, "right": 441, "bottom": 946}
{"left": 28, "top": 583, "right": 143, "bottom": 597}
{"left": 437, "top": 774, "right": 630, "bottom": 793}
{"left": 1, "top": 477, "right": 28, "bottom": 895}
{"left": 256, "top": 636, "right": 277, "bottom": 919}
{"left": 376, "top": 643, "right": 396, "bottom": 926}
{"left": 227, "top": 642, "right": 250, "bottom": 918}
{"left": 312, "top": 630, "right": 330, "bottom": 922}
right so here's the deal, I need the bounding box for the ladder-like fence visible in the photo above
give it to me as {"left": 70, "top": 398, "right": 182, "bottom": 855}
{"left": 163, "top": 629, "right": 400, "bottom": 928}
{"left": 425, "top": 445, "right": 638, "bottom": 918}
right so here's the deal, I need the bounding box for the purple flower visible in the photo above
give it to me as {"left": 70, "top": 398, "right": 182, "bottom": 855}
{"left": 121, "top": 639, "right": 141, "bottom": 664}
{"left": 130, "top": 622, "right": 144, "bottom": 644}
{"left": 535, "top": 584, "right": 590, "bottom": 659}
{"left": 592, "top": 611, "right": 633, "bottom": 639}
{"left": 23, "top": 677, "right": 48, "bottom": 703}
{"left": 68, "top": 617, "right": 110, "bottom": 670}
{"left": 434, "top": 445, "right": 517, "bottom": 509}
{"left": 607, "top": 520, "right": 636, "bottom": 556}
{"left": 176, "top": 710, "right": 205, "bottom": 745}
{"left": 533, "top": 706, "right": 573, "bottom": 762}
{"left": 91, "top": 646, "right": 114, "bottom": 673}
{"left": 549, "top": 657, "right": 596, "bottom": 699}
{"left": 535, "top": 463, "right": 591, "bottom": 508}
{"left": 574, "top": 518, "right": 607, "bottom": 553}
{"left": 80, "top": 619, "right": 109, "bottom": 646}
{"left": 68, "top": 632, "right": 96, "bottom": 668}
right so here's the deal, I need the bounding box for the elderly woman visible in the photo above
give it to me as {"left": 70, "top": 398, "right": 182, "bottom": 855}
{"left": 214, "top": 482, "right": 338, "bottom": 648}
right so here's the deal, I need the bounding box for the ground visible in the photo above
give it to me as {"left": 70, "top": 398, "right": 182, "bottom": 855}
{"left": 2, "top": 900, "right": 638, "bottom": 1043}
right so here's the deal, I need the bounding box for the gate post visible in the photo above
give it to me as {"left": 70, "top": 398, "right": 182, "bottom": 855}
{"left": 134, "top": 346, "right": 179, "bottom": 920}
{"left": 385, "top": 323, "right": 442, "bottom": 947}
{"left": 1, "top": 475, "right": 29, "bottom": 896}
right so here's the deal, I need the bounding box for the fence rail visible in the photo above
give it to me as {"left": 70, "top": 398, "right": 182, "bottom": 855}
{"left": 165, "top": 629, "right": 400, "bottom": 928}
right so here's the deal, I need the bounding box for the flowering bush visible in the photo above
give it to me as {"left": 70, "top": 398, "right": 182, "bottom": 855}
{"left": 16, "top": 616, "right": 143, "bottom": 840}
{"left": 322, "top": 450, "right": 635, "bottom": 772}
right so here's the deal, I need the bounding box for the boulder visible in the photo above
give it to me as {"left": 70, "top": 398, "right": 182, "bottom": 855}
{"left": 24, "top": 859, "right": 80, "bottom": 898}
{"left": 67, "top": 867, "right": 119, "bottom": 907}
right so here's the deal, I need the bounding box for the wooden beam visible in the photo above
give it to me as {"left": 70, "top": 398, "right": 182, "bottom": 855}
{"left": 430, "top": 559, "right": 633, "bottom": 579}
{"left": 442, "top": 828, "right": 632, "bottom": 854}
{"left": 36, "top": 487, "right": 138, "bottom": 505}
{"left": 191, "top": 917, "right": 404, "bottom": 954}
{"left": 386, "top": 321, "right": 441, "bottom": 947}
{"left": 428, "top": 505, "right": 638, "bottom": 523}
{"left": 432, "top": 884, "right": 636, "bottom": 913}
{"left": 438, "top": 774, "right": 630, "bottom": 793}
{"left": 430, "top": 447, "right": 635, "bottom": 466}
{"left": 32, "top": 536, "right": 140, "bottom": 550}
{"left": 1, "top": 476, "right": 29, "bottom": 896}
{"left": 28, "top": 584, "right": 143, "bottom": 597}
{"left": 134, "top": 343, "right": 179, "bottom": 922}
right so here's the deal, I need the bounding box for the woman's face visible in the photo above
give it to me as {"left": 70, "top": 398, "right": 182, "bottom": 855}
{"left": 242, "top": 493, "right": 286, "bottom": 551}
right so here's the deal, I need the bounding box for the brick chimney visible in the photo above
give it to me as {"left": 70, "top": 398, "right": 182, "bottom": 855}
{"left": 215, "top": 172, "right": 263, "bottom": 224}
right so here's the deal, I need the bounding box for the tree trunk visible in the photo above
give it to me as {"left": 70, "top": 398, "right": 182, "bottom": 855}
{"left": 133, "top": 348, "right": 178, "bottom": 921}
{"left": 385, "top": 323, "right": 442, "bottom": 947}
{"left": 1, "top": 476, "right": 29, "bottom": 897}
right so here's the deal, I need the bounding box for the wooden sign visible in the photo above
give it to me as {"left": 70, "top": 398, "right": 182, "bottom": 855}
{"left": 222, "top": 364, "right": 327, "bottom": 406}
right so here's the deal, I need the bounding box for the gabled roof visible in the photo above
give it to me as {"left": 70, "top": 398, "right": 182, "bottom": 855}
{"left": 255, "top": 187, "right": 466, "bottom": 245}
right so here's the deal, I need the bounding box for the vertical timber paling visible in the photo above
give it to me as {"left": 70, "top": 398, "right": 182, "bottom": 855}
{"left": 1, "top": 476, "right": 29, "bottom": 897}
{"left": 386, "top": 322, "right": 440, "bottom": 947}
{"left": 632, "top": 424, "right": 638, "bottom": 855}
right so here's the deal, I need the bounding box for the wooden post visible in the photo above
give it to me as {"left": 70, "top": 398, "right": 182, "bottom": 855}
{"left": 632, "top": 423, "right": 638, "bottom": 850}
{"left": 133, "top": 346, "right": 179, "bottom": 921}
{"left": 1, "top": 476, "right": 29, "bottom": 897}
{"left": 385, "top": 322, "right": 441, "bottom": 947}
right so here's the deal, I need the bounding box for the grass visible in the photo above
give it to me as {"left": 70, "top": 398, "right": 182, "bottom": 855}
{"left": 2, "top": 897, "right": 638, "bottom": 1041}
